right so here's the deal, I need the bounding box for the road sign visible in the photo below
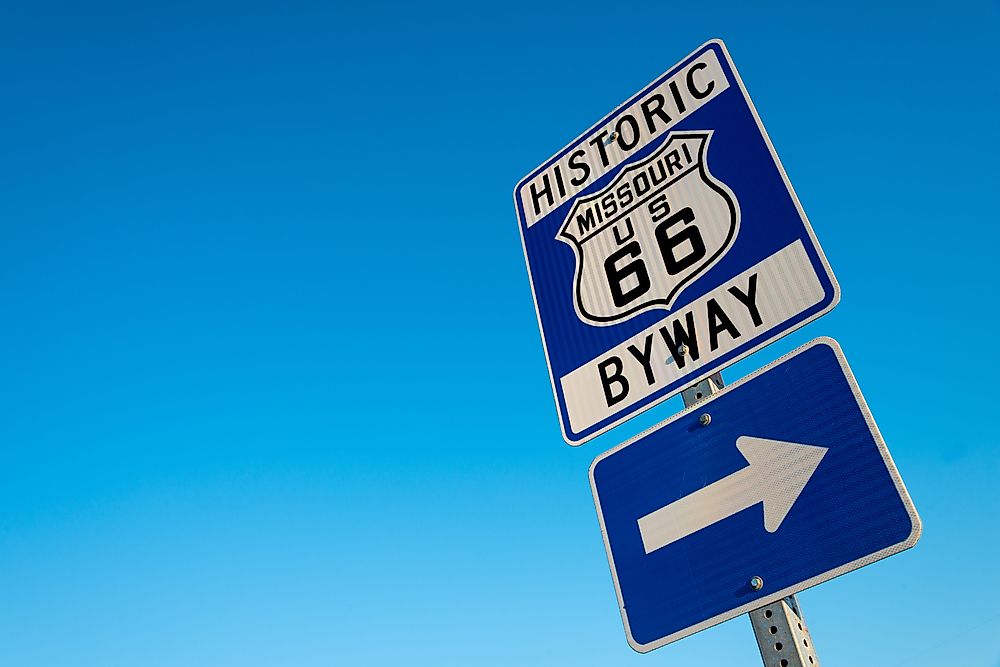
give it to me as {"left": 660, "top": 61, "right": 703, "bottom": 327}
{"left": 589, "top": 338, "right": 920, "bottom": 653}
{"left": 514, "top": 39, "right": 839, "bottom": 445}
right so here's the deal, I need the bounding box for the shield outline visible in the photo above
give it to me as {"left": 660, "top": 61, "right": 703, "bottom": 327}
{"left": 558, "top": 131, "right": 741, "bottom": 327}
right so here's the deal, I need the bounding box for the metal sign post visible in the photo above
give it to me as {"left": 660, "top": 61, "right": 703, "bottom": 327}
{"left": 749, "top": 596, "right": 819, "bottom": 667}
{"left": 682, "top": 374, "right": 821, "bottom": 667}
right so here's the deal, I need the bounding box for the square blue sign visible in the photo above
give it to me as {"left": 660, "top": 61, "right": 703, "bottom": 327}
{"left": 514, "top": 40, "right": 839, "bottom": 444}
{"left": 589, "top": 338, "right": 921, "bottom": 652}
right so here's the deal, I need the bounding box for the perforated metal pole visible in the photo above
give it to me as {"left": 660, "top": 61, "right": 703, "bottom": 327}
{"left": 748, "top": 595, "right": 819, "bottom": 667}
{"left": 681, "top": 372, "right": 821, "bottom": 667}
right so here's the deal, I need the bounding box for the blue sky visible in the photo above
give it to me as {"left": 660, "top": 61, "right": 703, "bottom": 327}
{"left": 1, "top": 1, "right": 998, "bottom": 665}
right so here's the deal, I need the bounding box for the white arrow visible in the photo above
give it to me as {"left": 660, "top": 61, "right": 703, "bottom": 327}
{"left": 637, "top": 436, "right": 828, "bottom": 555}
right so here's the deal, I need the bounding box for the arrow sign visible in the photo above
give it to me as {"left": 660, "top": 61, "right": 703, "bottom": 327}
{"left": 638, "top": 437, "right": 827, "bottom": 553}
{"left": 589, "top": 338, "right": 921, "bottom": 653}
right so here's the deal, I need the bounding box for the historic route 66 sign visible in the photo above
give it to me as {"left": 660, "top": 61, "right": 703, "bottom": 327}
{"left": 514, "top": 40, "right": 839, "bottom": 445}
{"left": 559, "top": 132, "right": 738, "bottom": 324}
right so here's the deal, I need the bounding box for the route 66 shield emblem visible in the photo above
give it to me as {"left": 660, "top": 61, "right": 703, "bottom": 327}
{"left": 559, "top": 131, "right": 740, "bottom": 325}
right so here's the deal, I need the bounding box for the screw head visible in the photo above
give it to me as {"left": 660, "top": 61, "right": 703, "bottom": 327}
{"left": 699, "top": 413, "right": 712, "bottom": 426}
{"left": 678, "top": 343, "right": 689, "bottom": 356}
{"left": 750, "top": 576, "right": 764, "bottom": 591}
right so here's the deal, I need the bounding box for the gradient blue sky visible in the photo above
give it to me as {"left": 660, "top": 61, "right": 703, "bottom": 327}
{"left": 1, "top": 1, "right": 998, "bottom": 665}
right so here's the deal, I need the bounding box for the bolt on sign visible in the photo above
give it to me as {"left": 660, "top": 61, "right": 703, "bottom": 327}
{"left": 514, "top": 39, "right": 839, "bottom": 445}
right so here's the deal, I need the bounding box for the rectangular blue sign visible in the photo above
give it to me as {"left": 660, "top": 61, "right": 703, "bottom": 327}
{"left": 514, "top": 39, "right": 839, "bottom": 444}
{"left": 589, "top": 338, "right": 920, "bottom": 652}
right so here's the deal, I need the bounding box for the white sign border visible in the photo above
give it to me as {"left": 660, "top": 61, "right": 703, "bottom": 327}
{"left": 588, "top": 337, "right": 923, "bottom": 653}
{"left": 513, "top": 38, "right": 842, "bottom": 446}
